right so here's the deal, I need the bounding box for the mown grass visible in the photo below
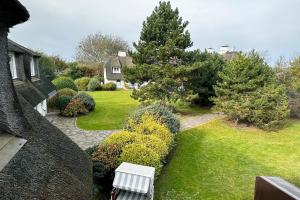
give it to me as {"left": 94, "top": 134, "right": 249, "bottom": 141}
{"left": 155, "top": 119, "right": 300, "bottom": 200}
{"left": 77, "top": 90, "right": 139, "bottom": 130}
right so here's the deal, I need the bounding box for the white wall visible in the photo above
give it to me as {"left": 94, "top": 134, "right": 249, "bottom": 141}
{"left": 34, "top": 99, "right": 47, "bottom": 116}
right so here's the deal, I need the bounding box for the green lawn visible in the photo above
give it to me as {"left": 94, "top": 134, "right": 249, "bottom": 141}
{"left": 155, "top": 119, "right": 300, "bottom": 200}
{"left": 77, "top": 90, "right": 139, "bottom": 130}
{"left": 171, "top": 100, "right": 211, "bottom": 116}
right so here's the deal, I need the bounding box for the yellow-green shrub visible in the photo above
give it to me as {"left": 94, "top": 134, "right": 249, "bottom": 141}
{"left": 119, "top": 144, "right": 162, "bottom": 174}
{"left": 103, "top": 131, "right": 136, "bottom": 146}
{"left": 75, "top": 77, "right": 91, "bottom": 91}
{"left": 134, "top": 134, "right": 168, "bottom": 159}
{"left": 127, "top": 112, "right": 174, "bottom": 147}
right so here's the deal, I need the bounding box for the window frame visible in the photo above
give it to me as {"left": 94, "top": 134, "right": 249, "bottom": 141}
{"left": 8, "top": 52, "right": 17, "bottom": 79}
{"left": 112, "top": 67, "right": 121, "bottom": 74}
{"left": 30, "top": 57, "right": 36, "bottom": 76}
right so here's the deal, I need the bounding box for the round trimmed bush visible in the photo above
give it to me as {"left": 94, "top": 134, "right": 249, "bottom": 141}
{"left": 52, "top": 76, "right": 78, "bottom": 91}
{"left": 128, "top": 104, "right": 180, "bottom": 134}
{"left": 72, "top": 92, "right": 96, "bottom": 111}
{"left": 134, "top": 134, "right": 168, "bottom": 159}
{"left": 102, "top": 82, "right": 117, "bottom": 91}
{"left": 93, "top": 143, "right": 123, "bottom": 172}
{"left": 48, "top": 88, "right": 77, "bottom": 109}
{"left": 61, "top": 99, "right": 87, "bottom": 117}
{"left": 119, "top": 144, "right": 162, "bottom": 174}
{"left": 103, "top": 131, "right": 136, "bottom": 146}
{"left": 75, "top": 77, "right": 91, "bottom": 91}
{"left": 88, "top": 78, "right": 101, "bottom": 91}
{"left": 127, "top": 112, "right": 174, "bottom": 147}
{"left": 58, "top": 95, "right": 72, "bottom": 111}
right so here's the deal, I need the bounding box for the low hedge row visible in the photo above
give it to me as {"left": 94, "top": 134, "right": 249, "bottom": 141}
{"left": 87, "top": 104, "right": 180, "bottom": 186}
{"left": 74, "top": 76, "right": 117, "bottom": 91}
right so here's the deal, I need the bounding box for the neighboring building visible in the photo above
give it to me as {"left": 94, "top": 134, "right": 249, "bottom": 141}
{"left": 8, "top": 39, "right": 56, "bottom": 116}
{"left": 206, "top": 45, "right": 238, "bottom": 61}
{"left": 104, "top": 51, "right": 134, "bottom": 89}
{"left": 0, "top": 1, "right": 92, "bottom": 199}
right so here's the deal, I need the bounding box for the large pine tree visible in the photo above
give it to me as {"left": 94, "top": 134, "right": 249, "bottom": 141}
{"left": 213, "top": 52, "right": 289, "bottom": 130}
{"left": 125, "top": 1, "right": 193, "bottom": 102}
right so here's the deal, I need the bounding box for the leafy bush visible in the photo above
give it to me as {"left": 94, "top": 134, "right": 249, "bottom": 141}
{"left": 119, "top": 144, "right": 162, "bottom": 174}
{"left": 75, "top": 77, "right": 91, "bottom": 91}
{"left": 86, "top": 145, "right": 109, "bottom": 180}
{"left": 48, "top": 88, "right": 77, "bottom": 109}
{"left": 52, "top": 76, "right": 78, "bottom": 91}
{"left": 61, "top": 99, "right": 88, "bottom": 117}
{"left": 102, "top": 82, "right": 117, "bottom": 91}
{"left": 127, "top": 104, "right": 180, "bottom": 134}
{"left": 213, "top": 52, "right": 289, "bottom": 130}
{"left": 134, "top": 134, "right": 168, "bottom": 159}
{"left": 103, "top": 131, "right": 135, "bottom": 146}
{"left": 88, "top": 78, "right": 101, "bottom": 91}
{"left": 288, "top": 91, "right": 300, "bottom": 118}
{"left": 72, "top": 92, "right": 96, "bottom": 111}
{"left": 93, "top": 143, "right": 123, "bottom": 172}
{"left": 93, "top": 75, "right": 104, "bottom": 83}
{"left": 127, "top": 112, "right": 174, "bottom": 147}
{"left": 58, "top": 95, "right": 72, "bottom": 111}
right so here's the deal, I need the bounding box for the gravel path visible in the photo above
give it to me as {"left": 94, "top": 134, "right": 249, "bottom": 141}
{"left": 46, "top": 112, "right": 219, "bottom": 150}
{"left": 46, "top": 113, "right": 118, "bottom": 150}
{"left": 180, "top": 113, "right": 220, "bottom": 131}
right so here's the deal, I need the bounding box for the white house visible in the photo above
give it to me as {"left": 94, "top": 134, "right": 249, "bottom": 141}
{"left": 103, "top": 51, "right": 134, "bottom": 89}
{"left": 8, "top": 39, "right": 56, "bottom": 116}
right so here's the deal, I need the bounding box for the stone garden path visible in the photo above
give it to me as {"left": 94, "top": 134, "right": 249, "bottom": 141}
{"left": 180, "top": 113, "right": 220, "bottom": 131}
{"left": 46, "top": 113, "right": 219, "bottom": 150}
{"left": 46, "top": 113, "right": 118, "bottom": 150}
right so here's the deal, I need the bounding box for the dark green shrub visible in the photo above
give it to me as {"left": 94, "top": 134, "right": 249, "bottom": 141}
{"left": 88, "top": 78, "right": 101, "bottom": 91}
{"left": 61, "top": 99, "right": 88, "bottom": 117}
{"left": 75, "top": 77, "right": 91, "bottom": 91}
{"left": 127, "top": 103, "right": 180, "bottom": 134}
{"left": 213, "top": 52, "right": 289, "bottom": 130}
{"left": 288, "top": 91, "right": 300, "bottom": 118}
{"left": 58, "top": 95, "right": 72, "bottom": 111}
{"left": 48, "top": 88, "right": 77, "bottom": 109}
{"left": 102, "top": 82, "right": 117, "bottom": 91}
{"left": 52, "top": 76, "right": 78, "bottom": 91}
{"left": 72, "top": 92, "right": 96, "bottom": 111}
{"left": 93, "top": 75, "right": 104, "bottom": 83}
{"left": 86, "top": 146, "right": 109, "bottom": 180}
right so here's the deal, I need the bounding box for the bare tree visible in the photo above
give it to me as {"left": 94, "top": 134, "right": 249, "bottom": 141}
{"left": 75, "top": 33, "right": 129, "bottom": 64}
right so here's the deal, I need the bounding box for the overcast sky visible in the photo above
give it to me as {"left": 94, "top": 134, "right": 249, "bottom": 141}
{"left": 9, "top": 0, "right": 300, "bottom": 64}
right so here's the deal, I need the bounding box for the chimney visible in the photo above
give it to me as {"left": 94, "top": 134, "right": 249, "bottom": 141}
{"left": 206, "top": 48, "right": 214, "bottom": 53}
{"left": 118, "top": 51, "right": 126, "bottom": 57}
{"left": 219, "top": 45, "right": 230, "bottom": 55}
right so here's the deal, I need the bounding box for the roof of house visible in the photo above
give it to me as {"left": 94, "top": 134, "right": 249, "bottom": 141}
{"left": 32, "top": 77, "right": 57, "bottom": 97}
{"left": 0, "top": 0, "right": 30, "bottom": 27}
{"left": 0, "top": 95, "right": 93, "bottom": 199}
{"left": 14, "top": 81, "right": 46, "bottom": 107}
{"left": 8, "top": 39, "right": 40, "bottom": 57}
{"left": 104, "top": 56, "right": 133, "bottom": 81}
{"left": 0, "top": 1, "right": 92, "bottom": 199}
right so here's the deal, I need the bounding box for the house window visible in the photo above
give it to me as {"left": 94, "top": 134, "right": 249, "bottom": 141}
{"left": 112, "top": 67, "right": 121, "bottom": 74}
{"left": 30, "top": 57, "right": 36, "bottom": 76}
{"left": 8, "top": 53, "right": 17, "bottom": 79}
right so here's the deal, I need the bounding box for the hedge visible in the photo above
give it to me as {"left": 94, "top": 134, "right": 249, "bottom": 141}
{"left": 72, "top": 92, "right": 96, "bottom": 111}
{"left": 52, "top": 76, "right": 78, "bottom": 91}
{"left": 75, "top": 77, "right": 91, "bottom": 91}
{"left": 88, "top": 78, "right": 101, "bottom": 91}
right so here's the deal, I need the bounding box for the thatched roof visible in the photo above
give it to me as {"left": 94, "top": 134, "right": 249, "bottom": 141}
{"left": 0, "top": 95, "right": 93, "bottom": 199}
{"left": 0, "top": 0, "right": 30, "bottom": 27}
{"left": 32, "top": 77, "right": 57, "bottom": 97}
{"left": 8, "top": 39, "right": 40, "bottom": 56}
{"left": 105, "top": 56, "right": 133, "bottom": 80}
